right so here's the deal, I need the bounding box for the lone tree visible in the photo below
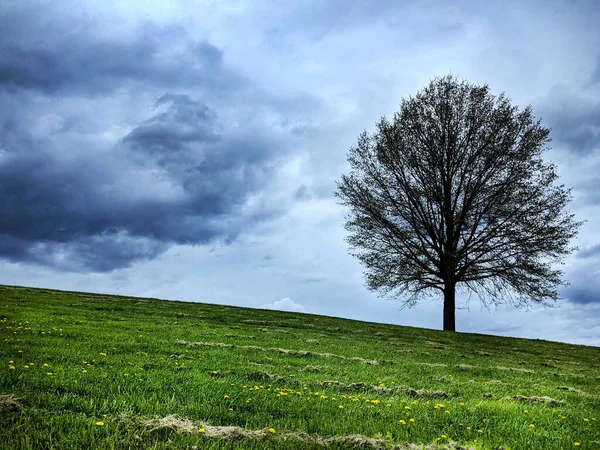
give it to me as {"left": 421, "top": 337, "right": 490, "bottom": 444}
{"left": 335, "top": 75, "right": 581, "bottom": 331}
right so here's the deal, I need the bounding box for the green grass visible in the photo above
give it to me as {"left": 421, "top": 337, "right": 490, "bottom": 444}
{"left": 1, "top": 284, "right": 599, "bottom": 449}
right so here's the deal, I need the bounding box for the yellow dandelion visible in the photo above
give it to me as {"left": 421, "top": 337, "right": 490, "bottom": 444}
{"left": 405, "top": 406, "right": 411, "bottom": 410}
{"left": 459, "top": 402, "right": 464, "bottom": 406}
{"left": 9, "top": 360, "right": 13, "bottom": 364}
{"left": 99, "top": 352, "right": 107, "bottom": 357}
{"left": 583, "top": 418, "right": 589, "bottom": 422}
{"left": 23, "top": 365, "right": 29, "bottom": 369}
{"left": 441, "top": 435, "right": 447, "bottom": 439}
{"left": 574, "top": 443, "right": 580, "bottom": 447}
{"left": 8, "top": 365, "right": 15, "bottom": 370}
{"left": 339, "top": 405, "right": 344, "bottom": 409}
{"left": 466, "top": 427, "right": 471, "bottom": 430}
{"left": 529, "top": 424, "right": 535, "bottom": 429}
{"left": 47, "top": 372, "right": 52, "bottom": 375}
{"left": 95, "top": 421, "right": 104, "bottom": 426}
{"left": 269, "top": 428, "right": 275, "bottom": 434}
{"left": 43, "top": 363, "right": 49, "bottom": 367}
{"left": 477, "top": 429, "right": 483, "bottom": 433}
{"left": 386, "top": 404, "right": 391, "bottom": 408}
{"left": 524, "top": 410, "right": 528, "bottom": 413}
{"left": 224, "top": 395, "right": 230, "bottom": 399}
{"left": 261, "top": 432, "right": 267, "bottom": 437}
{"left": 399, "top": 420, "right": 406, "bottom": 425}
{"left": 82, "top": 369, "right": 87, "bottom": 373}
{"left": 412, "top": 400, "right": 418, "bottom": 405}
{"left": 446, "top": 410, "right": 451, "bottom": 414}
{"left": 199, "top": 428, "right": 205, "bottom": 433}
{"left": 409, "top": 418, "right": 415, "bottom": 423}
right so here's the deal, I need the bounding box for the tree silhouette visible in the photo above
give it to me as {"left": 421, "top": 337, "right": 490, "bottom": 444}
{"left": 335, "top": 75, "right": 581, "bottom": 331}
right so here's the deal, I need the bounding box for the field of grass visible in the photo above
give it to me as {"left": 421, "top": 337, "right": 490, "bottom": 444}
{"left": 1, "top": 284, "right": 599, "bottom": 449}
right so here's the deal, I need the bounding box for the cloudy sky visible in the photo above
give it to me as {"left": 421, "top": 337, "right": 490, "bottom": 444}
{"left": 1, "top": 0, "right": 599, "bottom": 346}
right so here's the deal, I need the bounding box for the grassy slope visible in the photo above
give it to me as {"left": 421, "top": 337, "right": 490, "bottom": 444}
{"left": 1, "top": 284, "right": 599, "bottom": 450}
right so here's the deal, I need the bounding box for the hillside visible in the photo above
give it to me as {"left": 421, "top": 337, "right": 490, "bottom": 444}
{"left": 1, "top": 284, "right": 599, "bottom": 449}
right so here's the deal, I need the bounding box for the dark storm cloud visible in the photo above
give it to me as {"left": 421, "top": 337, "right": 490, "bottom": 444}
{"left": 0, "top": 5, "right": 241, "bottom": 96}
{"left": 541, "top": 87, "right": 600, "bottom": 154}
{"left": 121, "top": 93, "right": 282, "bottom": 225}
{"left": 564, "top": 286, "right": 599, "bottom": 305}
{"left": 0, "top": 91, "right": 287, "bottom": 271}
{"left": 0, "top": 4, "right": 297, "bottom": 272}
{"left": 0, "top": 94, "right": 288, "bottom": 271}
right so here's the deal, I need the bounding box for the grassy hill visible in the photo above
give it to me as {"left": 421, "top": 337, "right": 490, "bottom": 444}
{"left": 1, "top": 284, "right": 599, "bottom": 449}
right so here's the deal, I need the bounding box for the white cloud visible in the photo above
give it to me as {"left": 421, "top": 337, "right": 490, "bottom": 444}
{"left": 261, "top": 297, "right": 306, "bottom": 313}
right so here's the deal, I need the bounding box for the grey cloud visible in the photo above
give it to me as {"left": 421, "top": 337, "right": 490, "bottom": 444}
{"left": 0, "top": 101, "right": 281, "bottom": 271}
{"left": 0, "top": 90, "right": 289, "bottom": 271}
{"left": 0, "top": 68, "right": 293, "bottom": 273}
{"left": 0, "top": 1, "right": 321, "bottom": 273}
{"left": 265, "top": 0, "right": 464, "bottom": 43}
{"left": 123, "top": 94, "right": 221, "bottom": 158}
{"left": 589, "top": 54, "right": 600, "bottom": 86}
{"left": 0, "top": 232, "right": 167, "bottom": 273}
{"left": 298, "top": 276, "right": 324, "bottom": 284}
{"left": 0, "top": 6, "right": 241, "bottom": 95}
{"left": 563, "top": 286, "right": 599, "bottom": 305}
{"left": 541, "top": 87, "right": 600, "bottom": 154}
{"left": 560, "top": 255, "right": 600, "bottom": 305}
{"left": 122, "top": 94, "right": 283, "bottom": 220}
{"left": 576, "top": 244, "right": 600, "bottom": 258}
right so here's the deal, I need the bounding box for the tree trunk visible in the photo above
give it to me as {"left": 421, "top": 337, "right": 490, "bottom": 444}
{"left": 443, "top": 280, "right": 456, "bottom": 332}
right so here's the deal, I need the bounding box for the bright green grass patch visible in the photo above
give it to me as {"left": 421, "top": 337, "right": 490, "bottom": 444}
{"left": 1, "top": 284, "right": 599, "bottom": 449}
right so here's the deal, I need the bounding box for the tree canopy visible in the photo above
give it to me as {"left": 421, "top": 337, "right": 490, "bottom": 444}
{"left": 335, "top": 75, "right": 581, "bottom": 331}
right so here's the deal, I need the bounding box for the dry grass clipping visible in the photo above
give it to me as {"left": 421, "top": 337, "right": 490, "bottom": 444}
{"left": 0, "top": 394, "right": 23, "bottom": 411}
{"left": 512, "top": 395, "right": 564, "bottom": 407}
{"left": 556, "top": 386, "right": 585, "bottom": 394}
{"left": 494, "top": 366, "right": 535, "bottom": 374}
{"left": 177, "top": 340, "right": 383, "bottom": 365}
{"left": 142, "top": 415, "right": 475, "bottom": 448}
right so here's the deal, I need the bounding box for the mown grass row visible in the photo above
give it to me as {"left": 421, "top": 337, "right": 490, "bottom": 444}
{"left": 1, "top": 285, "right": 599, "bottom": 449}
